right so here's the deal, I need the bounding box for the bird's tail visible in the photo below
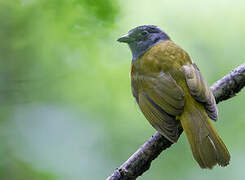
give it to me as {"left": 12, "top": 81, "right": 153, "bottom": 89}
{"left": 180, "top": 102, "right": 230, "bottom": 169}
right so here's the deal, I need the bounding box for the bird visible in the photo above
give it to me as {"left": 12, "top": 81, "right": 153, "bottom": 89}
{"left": 117, "top": 25, "right": 230, "bottom": 169}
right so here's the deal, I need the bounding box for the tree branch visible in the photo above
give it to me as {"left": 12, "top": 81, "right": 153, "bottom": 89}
{"left": 107, "top": 63, "right": 245, "bottom": 180}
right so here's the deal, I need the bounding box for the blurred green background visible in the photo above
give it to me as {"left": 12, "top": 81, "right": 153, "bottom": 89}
{"left": 0, "top": 0, "right": 245, "bottom": 180}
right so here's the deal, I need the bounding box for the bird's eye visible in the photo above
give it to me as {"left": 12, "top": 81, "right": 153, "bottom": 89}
{"left": 141, "top": 31, "right": 148, "bottom": 36}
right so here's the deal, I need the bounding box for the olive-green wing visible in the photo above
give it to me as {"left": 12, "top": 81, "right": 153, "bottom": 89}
{"left": 132, "top": 71, "right": 185, "bottom": 142}
{"left": 182, "top": 63, "right": 218, "bottom": 121}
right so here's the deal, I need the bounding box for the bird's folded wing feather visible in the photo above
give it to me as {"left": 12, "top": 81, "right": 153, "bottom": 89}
{"left": 182, "top": 63, "right": 218, "bottom": 121}
{"left": 132, "top": 71, "right": 185, "bottom": 142}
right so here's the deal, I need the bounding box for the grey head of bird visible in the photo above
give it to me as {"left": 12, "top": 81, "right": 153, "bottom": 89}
{"left": 117, "top": 25, "right": 170, "bottom": 61}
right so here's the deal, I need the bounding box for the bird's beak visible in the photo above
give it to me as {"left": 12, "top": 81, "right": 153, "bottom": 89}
{"left": 117, "top": 33, "right": 132, "bottom": 43}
